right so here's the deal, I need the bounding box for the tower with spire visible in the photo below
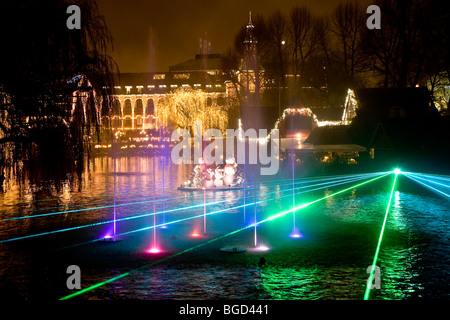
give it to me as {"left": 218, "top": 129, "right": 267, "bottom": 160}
{"left": 240, "top": 11, "right": 262, "bottom": 107}
{"left": 243, "top": 11, "right": 257, "bottom": 52}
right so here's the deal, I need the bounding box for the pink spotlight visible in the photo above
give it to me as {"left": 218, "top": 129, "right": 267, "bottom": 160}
{"left": 147, "top": 247, "right": 162, "bottom": 254}
{"left": 191, "top": 232, "right": 201, "bottom": 238}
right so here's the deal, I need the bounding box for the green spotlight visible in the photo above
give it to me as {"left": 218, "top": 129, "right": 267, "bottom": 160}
{"left": 393, "top": 168, "right": 401, "bottom": 175}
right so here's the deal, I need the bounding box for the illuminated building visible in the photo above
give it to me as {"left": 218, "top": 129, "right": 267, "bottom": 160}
{"left": 238, "top": 11, "right": 263, "bottom": 107}
{"left": 106, "top": 38, "right": 231, "bottom": 132}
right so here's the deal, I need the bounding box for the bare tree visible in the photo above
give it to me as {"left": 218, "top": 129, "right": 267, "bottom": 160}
{"left": 267, "top": 10, "right": 288, "bottom": 82}
{"left": 365, "top": 0, "right": 447, "bottom": 88}
{"left": 289, "top": 6, "right": 316, "bottom": 79}
{"left": 0, "top": 0, "right": 118, "bottom": 187}
{"left": 328, "top": 0, "right": 367, "bottom": 85}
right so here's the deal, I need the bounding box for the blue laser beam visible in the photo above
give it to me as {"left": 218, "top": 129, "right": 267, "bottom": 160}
{"left": 2, "top": 172, "right": 381, "bottom": 222}
{"left": 55, "top": 173, "right": 386, "bottom": 249}
{"left": 404, "top": 174, "right": 450, "bottom": 199}
{"left": 0, "top": 172, "right": 385, "bottom": 243}
{"left": 404, "top": 173, "right": 450, "bottom": 189}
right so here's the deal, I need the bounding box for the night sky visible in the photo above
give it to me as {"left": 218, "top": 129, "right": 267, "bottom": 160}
{"left": 97, "top": 0, "right": 370, "bottom": 73}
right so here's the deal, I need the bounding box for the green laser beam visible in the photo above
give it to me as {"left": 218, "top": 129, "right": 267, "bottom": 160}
{"left": 2, "top": 172, "right": 380, "bottom": 219}
{"left": 59, "top": 227, "right": 244, "bottom": 300}
{"left": 57, "top": 173, "right": 384, "bottom": 250}
{"left": 364, "top": 172, "right": 398, "bottom": 300}
{"left": 59, "top": 173, "right": 387, "bottom": 300}
{"left": 2, "top": 173, "right": 380, "bottom": 243}
{"left": 252, "top": 173, "right": 389, "bottom": 226}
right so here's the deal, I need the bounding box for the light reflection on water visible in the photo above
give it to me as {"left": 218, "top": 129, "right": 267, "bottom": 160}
{"left": 0, "top": 157, "right": 449, "bottom": 300}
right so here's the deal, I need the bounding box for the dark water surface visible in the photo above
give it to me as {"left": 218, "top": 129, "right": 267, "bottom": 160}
{"left": 0, "top": 157, "right": 448, "bottom": 300}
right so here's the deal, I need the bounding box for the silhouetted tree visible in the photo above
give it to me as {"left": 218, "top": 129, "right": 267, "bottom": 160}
{"left": 0, "top": 0, "right": 118, "bottom": 188}
{"left": 329, "top": 0, "right": 369, "bottom": 87}
{"left": 364, "top": 0, "right": 448, "bottom": 88}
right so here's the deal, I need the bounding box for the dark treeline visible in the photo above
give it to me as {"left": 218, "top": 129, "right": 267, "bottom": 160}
{"left": 223, "top": 0, "right": 450, "bottom": 111}
{"left": 0, "top": 0, "right": 118, "bottom": 190}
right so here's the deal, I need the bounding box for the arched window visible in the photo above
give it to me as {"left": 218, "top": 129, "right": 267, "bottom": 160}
{"left": 113, "top": 117, "right": 121, "bottom": 129}
{"left": 206, "top": 97, "right": 212, "bottom": 107}
{"left": 145, "top": 115, "right": 153, "bottom": 125}
{"left": 124, "top": 116, "right": 132, "bottom": 128}
{"left": 135, "top": 99, "right": 143, "bottom": 115}
{"left": 113, "top": 98, "right": 121, "bottom": 116}
{"left": 123, "top": 99, "right": 132, "bottom": 115}
{"left": 135, "top": 116, "right": 143, "bottom": 127}
{"left": 146, "top": 99, "right": 155, "bottom": 115}
{"left": 102, "top": 116, "right": 110, "bottom": 128}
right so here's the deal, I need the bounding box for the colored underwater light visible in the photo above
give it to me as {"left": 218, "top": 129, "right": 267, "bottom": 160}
{"left": 147, "top": 247, "right": 163, "bottom": 254}
{"left": 290, "top": 233, "right": 303, "bottom": 239}
{"left": 254, "top": 245, "right": 270, "bottom": 251}
{"left": 290, "top": 226, "right": 303, "bottom": 238}
{"left": 191, "top": 232, "right": 201, "bottom": 237}
{"left": 364, "top": 172, "right": 398, "bottom": 300}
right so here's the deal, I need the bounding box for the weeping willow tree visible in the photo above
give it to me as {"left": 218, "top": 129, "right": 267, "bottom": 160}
{"left": 0, "top": 0, "right": 118, "bottom": 190}
{"left": 157, "top": 87, "right": 228, "bottom": 134}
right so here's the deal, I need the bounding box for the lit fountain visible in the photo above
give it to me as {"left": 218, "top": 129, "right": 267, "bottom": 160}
{"left": 289, "top": 133, "right": 302, "bottom": 239}
{"left": 147, "top": 133, "right": 161, "bottom": 254}
{"left": 104, "top": 132, "right": 119, "bottom": 242}
{"left": 160, "top": 125, "right": 167, "bottom": 229}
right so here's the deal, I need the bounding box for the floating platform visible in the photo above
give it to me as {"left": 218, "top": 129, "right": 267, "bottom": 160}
{"left": 219, "top": 247, "right": 247, "bottom": 253}
{"left": 177, "top": 185, "right": 244, "bottom": 191}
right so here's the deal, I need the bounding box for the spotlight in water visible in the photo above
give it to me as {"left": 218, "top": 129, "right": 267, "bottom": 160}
{"left": 147, "top": 247, "right": 162, "bottom": 254}
{"left": 103, "top": 235, "right": 116, "bottom": 242}
{"left": 290, "top": 227, "right": 303, "bottom": 239}
{"left": 160, "top": 225, "right": 168, "bottom": 229}
{"left": 254, "top": 245, "right": 270, "bottom": 252}
{"left": 290, "top": 233, "right": 303, "bottom": 239}
{"left": 393, "top": 168, "right": 401, "bottom": 175}
{"left": 191, "top": 232, "right": 201, "bottom": 238}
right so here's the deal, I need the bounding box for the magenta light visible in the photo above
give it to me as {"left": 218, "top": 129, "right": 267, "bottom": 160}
{"left": 103, "top": 234, "right": 117, "bottom": 242}
{"left": 147, "top": 247, "right": 162, "bottom": 254}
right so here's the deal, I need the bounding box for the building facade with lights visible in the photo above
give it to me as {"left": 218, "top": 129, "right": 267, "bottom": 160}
{"left": 107, "top": 53, "right": 232, "bottom": 132}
